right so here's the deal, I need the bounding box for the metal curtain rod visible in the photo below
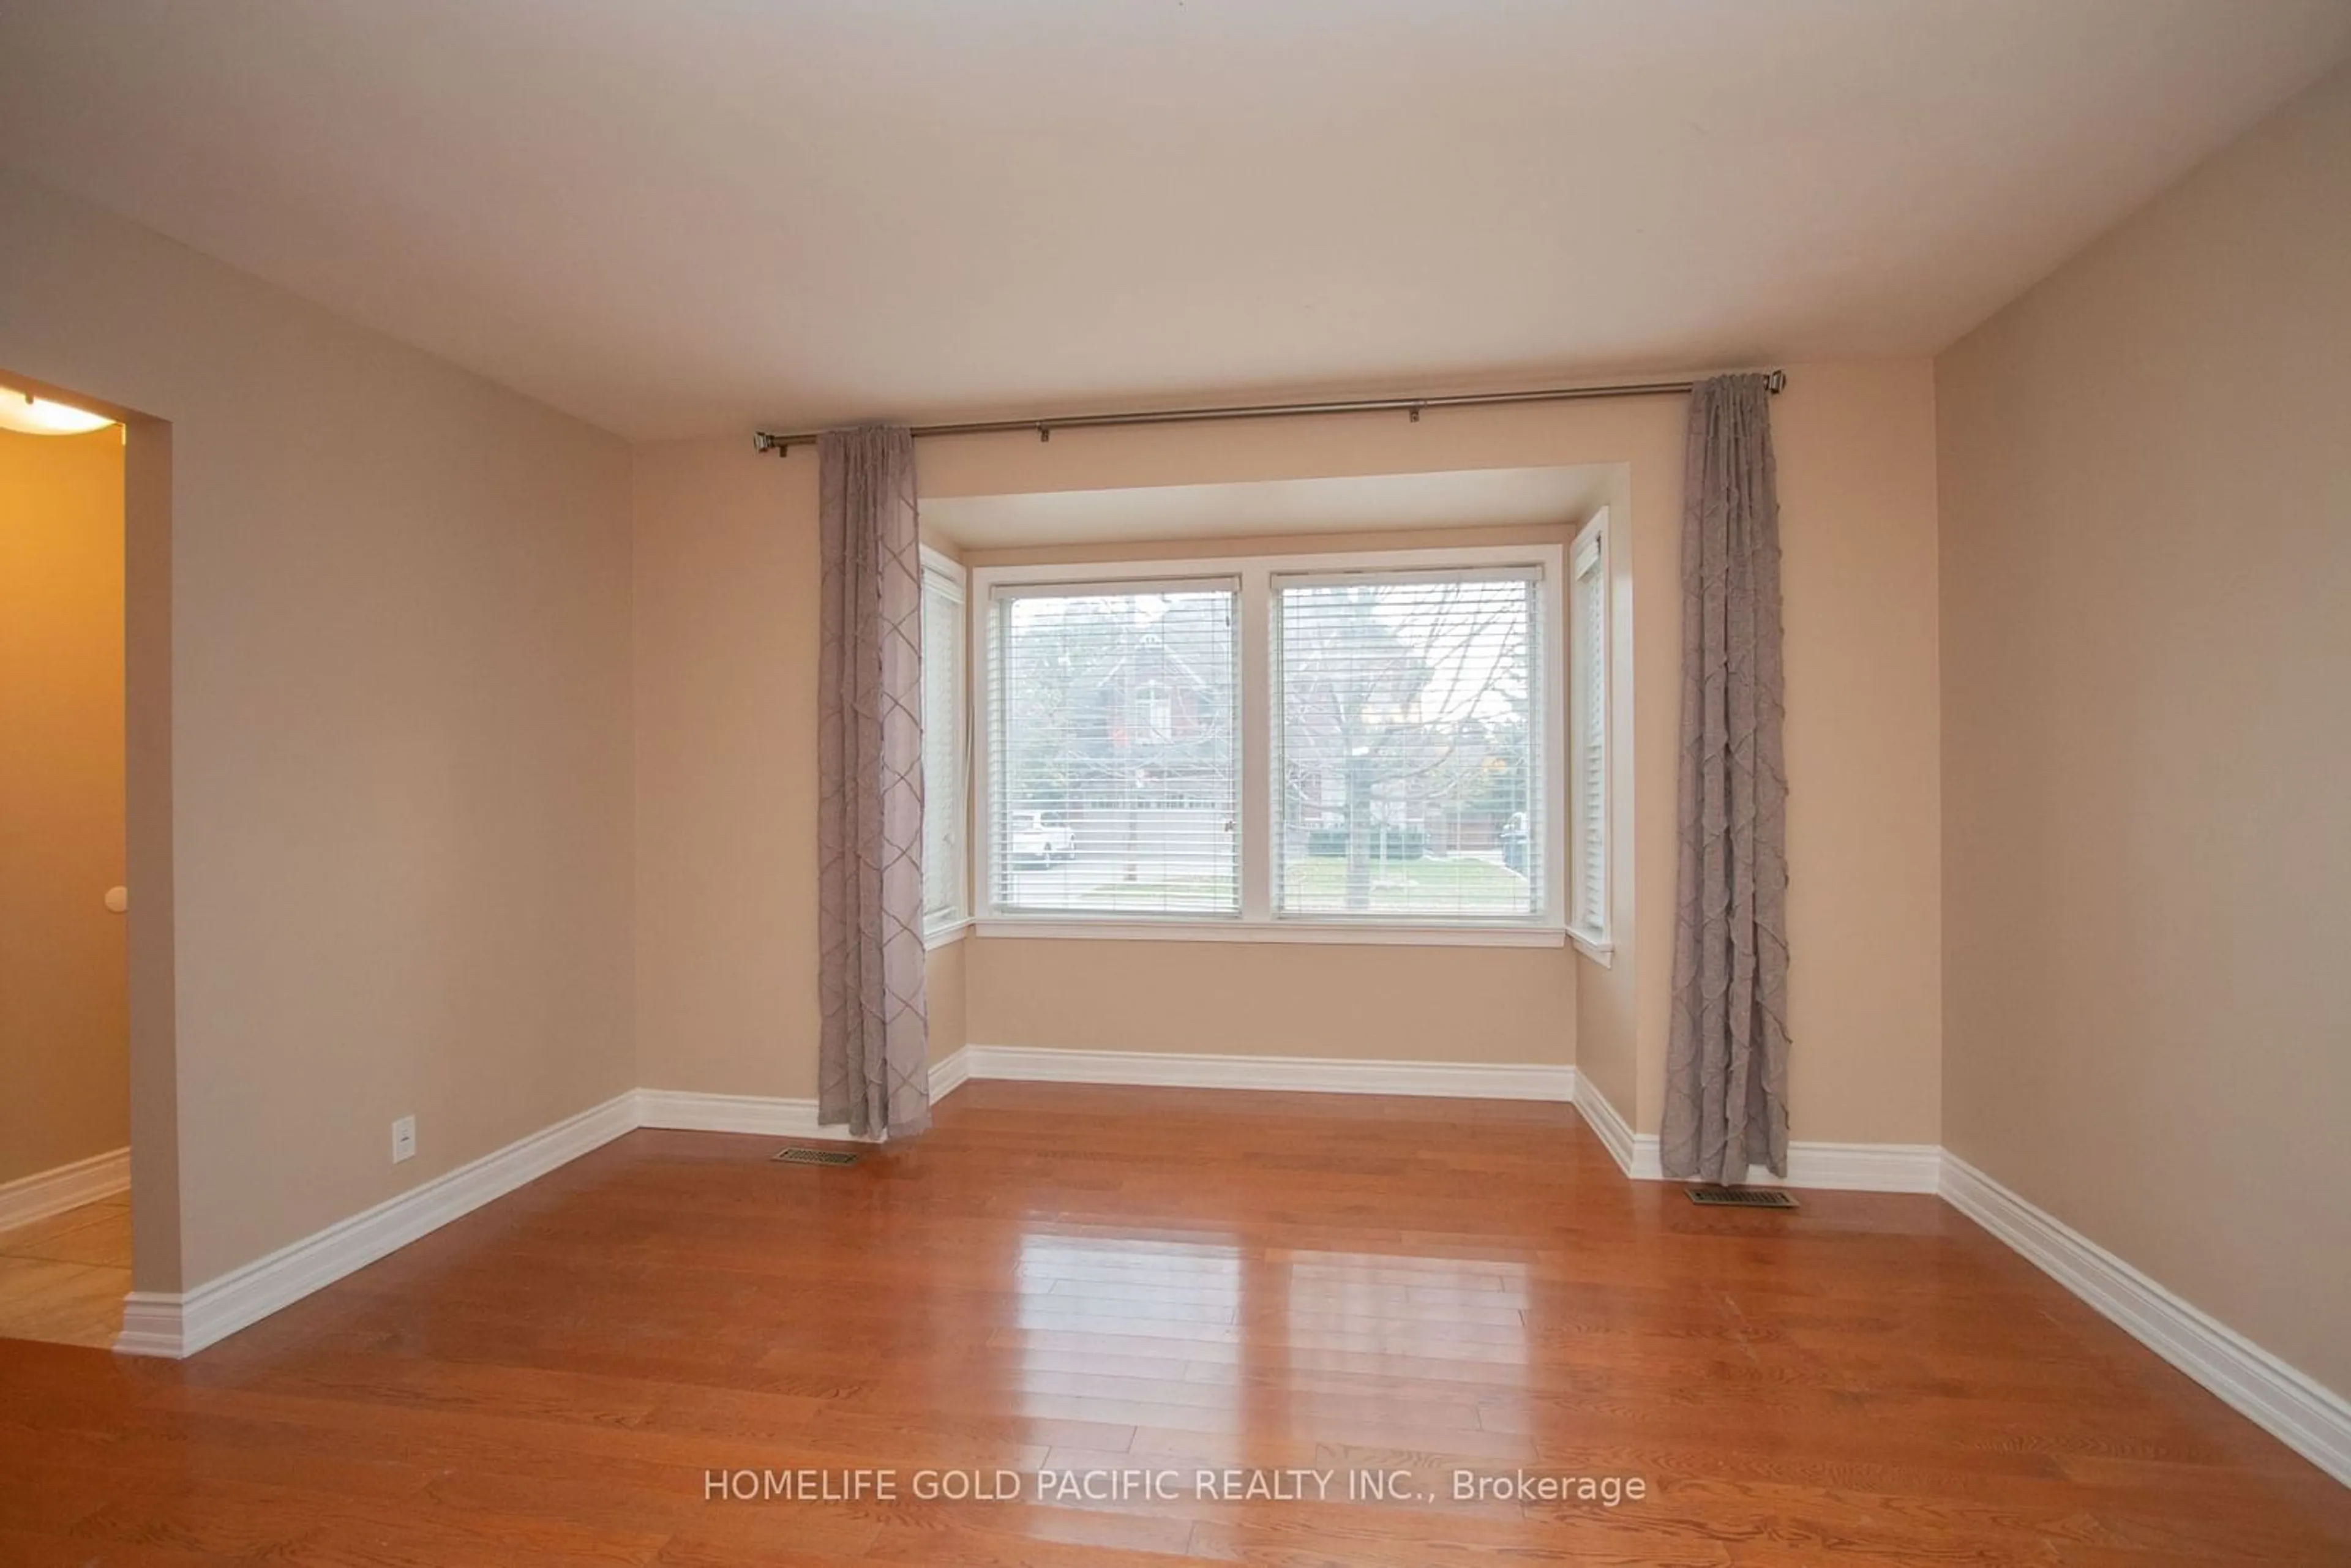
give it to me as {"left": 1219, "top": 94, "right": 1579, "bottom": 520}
{"left": 751, "top": 369, "right": 1785, "bottom": 455}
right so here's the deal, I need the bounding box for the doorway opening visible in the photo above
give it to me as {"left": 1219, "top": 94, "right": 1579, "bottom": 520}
{"left": 0, "top": 380, "right": 130, "bottom": 1345}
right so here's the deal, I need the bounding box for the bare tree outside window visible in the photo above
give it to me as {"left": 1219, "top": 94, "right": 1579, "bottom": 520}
{"left": 1275, "top": 575, "right": 1536, "bottom": 919}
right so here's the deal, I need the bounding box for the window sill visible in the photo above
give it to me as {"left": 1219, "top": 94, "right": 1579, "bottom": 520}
{"left": 923, "top": 918, "right": 973, "bottom": 951}
{"left": 974, "top": 918, "right": 1566, "bottom": 950}
{"left": 1568, "top": 928, "right": 1614, "bottom": 966}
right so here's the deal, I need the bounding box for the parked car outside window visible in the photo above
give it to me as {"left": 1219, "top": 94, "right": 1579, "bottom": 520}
{"left": 1011, "top": 809, "right": 1074, "bottom": 865}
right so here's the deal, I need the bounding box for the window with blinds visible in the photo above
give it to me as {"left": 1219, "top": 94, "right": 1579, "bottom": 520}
{"left": 986, "top": 582, "right": 1239, "bottom": 917}
{"left": 1568, "top": 513, "right": 1610, "bottom": 944}
{"left": 921, "top": 556, "right": 967, "bottom": 933}
{"left": 1273, "top": 569, "right": 1541, "bottom": 922}
{"left": 973, "top": 541, "right": 1576, "bottom": 940}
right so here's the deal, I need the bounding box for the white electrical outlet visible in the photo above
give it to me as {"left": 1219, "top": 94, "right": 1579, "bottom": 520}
{"left": 391, "top": 1115, "right": 416, "bottom": 1164}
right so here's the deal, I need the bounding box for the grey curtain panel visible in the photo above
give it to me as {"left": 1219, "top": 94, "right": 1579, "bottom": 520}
{"left": 817, "top": 426, "right": 931, "bottom": 1141}
{"left": 1661, "top": 373, "right": 1790, "bottom": 1184}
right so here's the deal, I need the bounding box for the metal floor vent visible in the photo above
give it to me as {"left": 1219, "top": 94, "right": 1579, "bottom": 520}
{"left": 773, "top": 1147, "right": 859, "bottom": 1168}
{"left": 1687, "top": 1186, "right": 1798, "bottom": 1209}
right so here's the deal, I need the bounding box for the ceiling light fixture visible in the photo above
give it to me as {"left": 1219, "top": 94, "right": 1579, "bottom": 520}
{"left": 0, "top": 386, "right": 117, "bottom": 436}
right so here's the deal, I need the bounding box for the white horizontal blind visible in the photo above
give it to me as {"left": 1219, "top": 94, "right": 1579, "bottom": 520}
{"left": 988, "top": 582, "right": 1240, "bottom": 916}
{"left": 1273, "top": 569, "right": 1540, "bottom": 922}
{"left": 920, "top": 563, "right": 967, "bottom": 929}
{"left": 1570, "top": 525, "right": 1608, "bottom": 937}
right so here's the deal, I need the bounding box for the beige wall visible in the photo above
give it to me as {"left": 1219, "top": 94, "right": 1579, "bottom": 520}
{"left": 1771, "top": 363, "right": 1944, "bottom": 1146}
{"left": 633, "top": 439, "right": 820, "bottom": 1099}
{"left": 924, "top": 937, "right": 967, "bottom": 1068}
{"left": 633, "top": 438, "right": 969, "bottom": 1097}
{"left": 967, "top": 940, "right": 1573, "bottom": 1065}
{"left": 0, "top": 425, "right": 128, "bottom": 1187}
{"left": 1938, "top": 66, "right": 2351, "bottom": 1395}
{"left": 635, "top": 361, "right": 1941, "bottom": 1140}
{"left": 0, "top": 170, "right": 637, "bottom": 1288}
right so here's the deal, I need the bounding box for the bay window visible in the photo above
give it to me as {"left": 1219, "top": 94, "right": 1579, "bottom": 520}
{"left": 975, "top": 541, "right": 1579, "bottom": 947}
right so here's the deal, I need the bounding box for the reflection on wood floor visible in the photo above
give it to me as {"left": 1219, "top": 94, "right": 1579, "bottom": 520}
{"left": 2, "top": 1081, "right": 2346, "bottom": 1564}
{"left": 0, "top": 1193, "right": 128, "bottom": 1348}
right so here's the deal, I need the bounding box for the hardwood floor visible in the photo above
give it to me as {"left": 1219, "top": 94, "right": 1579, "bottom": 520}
{"left": 2, "top": 1082, "right": 2344, "bottom": 1565}
{"left": 0, "top": 1193, "right": 130, "bottom": 1348}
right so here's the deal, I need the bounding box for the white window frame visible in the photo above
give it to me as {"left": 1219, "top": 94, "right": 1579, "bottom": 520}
{"left": 972, "top": 542, "right": 1569, "bottom": 948}
{"left": 1567, "top": 509, "right": 1613, "bottom": 964}
{"left": 920, "top": 546, "right": 971, "bottom": 946}
{"left": 978, "top": 571, "right": 1246, "bottom": 923}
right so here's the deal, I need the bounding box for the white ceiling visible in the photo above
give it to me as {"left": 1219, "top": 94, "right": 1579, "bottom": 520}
{"left": 924, "top": 465, "right": 1616, "bottom": 551}
{"left": 3, "top": 2, "right": 2346, "bottom": 442}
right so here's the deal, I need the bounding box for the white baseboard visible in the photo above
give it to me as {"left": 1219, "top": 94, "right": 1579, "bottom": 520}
{"left": 959, "top": 1043, "right": 1577, "bottom": 1101}
{"left": 928, "top": 1048, "right": 972, "bottom": 1101}
{"left": 633, "top": 1045, "right": 1573, "bottom": 1141}
{"left": 0, "top": 1146, "right": 130, "bottom": 1232}
{"left": 116, "top": 1092, "right": 637, "bottom": 1359}
{"left": 114, "top": 1294, "right": 187, "bottom": 1357}
{"left": 636, "top": 1054, "right": 974, "bottom": 1139}
{"left": 1571, "top": 1078, "right": 1659, "bottom": 1177}
{"left": 1775, "top": 1140, "right": 1944, "bottom": 1193}
{"left": 1940, "top": 1152, "right": 2351, "bottom": 1487}
{"left": 635, "top": 1089, "right": 836, "bottom": 1139}
{"left": 1567, "top": 1090, "right": 2344, "bottom": 1477}
{"left": 1570, "top": 1080, "right": 1940, "bottom": 1193}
